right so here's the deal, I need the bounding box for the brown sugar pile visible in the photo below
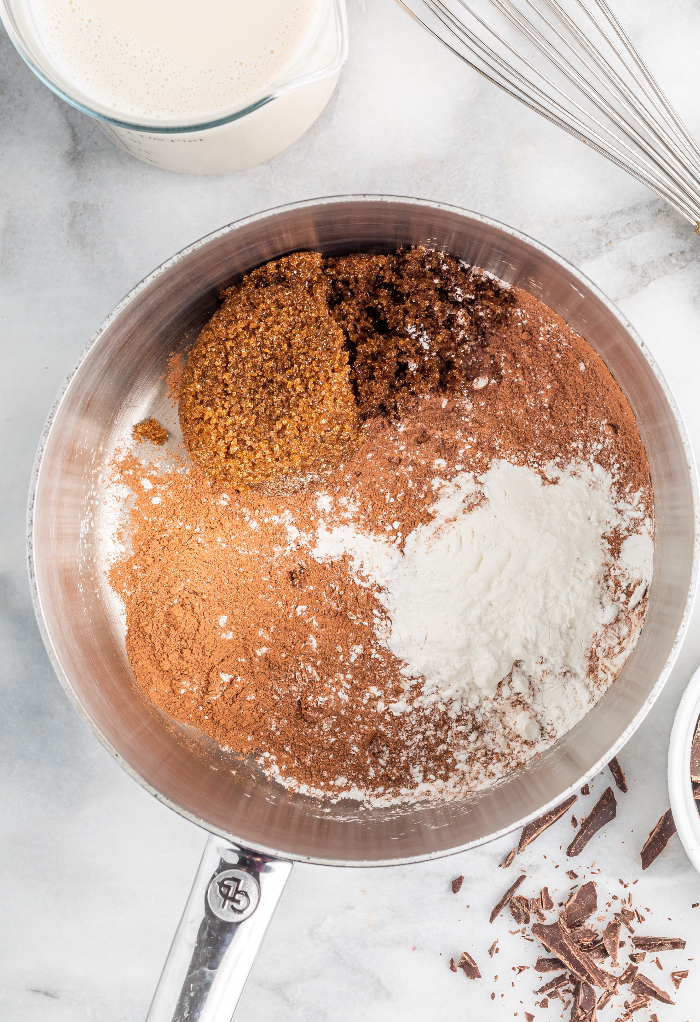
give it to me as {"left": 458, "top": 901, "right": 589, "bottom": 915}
{"left": 179, "top": 251, "right": 360, "bottom": 488}
{"left": 132, "top": 417, "right": 167, "bottom": 445}
{"left": 108, "top": 249, "right": 653, "bottom": 802}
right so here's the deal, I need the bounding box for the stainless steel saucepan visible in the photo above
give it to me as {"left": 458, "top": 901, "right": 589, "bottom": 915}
{"left": 28, "top": 196, "right": 698, "bottom": 1022}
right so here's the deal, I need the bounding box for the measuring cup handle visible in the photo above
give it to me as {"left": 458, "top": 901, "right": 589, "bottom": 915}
{"left": 146, "top": 833, "right": 293, "bottom": 1022}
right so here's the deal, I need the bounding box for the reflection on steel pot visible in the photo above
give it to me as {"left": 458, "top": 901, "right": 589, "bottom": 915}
{"left": 28, "top": 196, "right": 698, "bottom": 1020}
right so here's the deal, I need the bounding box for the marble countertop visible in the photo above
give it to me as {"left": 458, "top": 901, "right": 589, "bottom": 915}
{"left": 2, "top": 1, "right": 700, "bottom": 1019}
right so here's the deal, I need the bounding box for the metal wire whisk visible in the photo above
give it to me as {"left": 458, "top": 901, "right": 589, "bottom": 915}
{"left": 395, "top": 0, "right": 700, "bottom": 231}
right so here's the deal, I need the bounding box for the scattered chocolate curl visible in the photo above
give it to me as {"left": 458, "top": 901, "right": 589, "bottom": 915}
{"left": 630, "top": 972, "right": 674, "bottom": 1004}
{"left": 509, "top": 894, "right": 531, "bottom": 926}
{"left": 536, "top": 973, "right": 569, "bottom": 994}
{"left": 449, "top": 958, "right": 458, "bottom": 972}
{"left": 561, "top": 881, "right": 598, "bottom": 928}
{"left": 640, "top": 808, "right": 677, "bottom": 870}
{"left": 531, "top": 920, "right": 614, "bottom": 989}
{"left": 490, "top": 874, "right": 526, "bottom": 924}
{"left": 456, "top": 951, "right": 481, "bottom": 979}
{"left": 535, "top": 956, "right": 565, "bottom": 972}
{"left": 518, "top": 794, "right": 578, "bottom": 853}
{"left": 451, "top": 875, "right": 464, "bottom": 894}
{"left": 570, "top": 979, "right": 597, "bottom": 1021}
{"left": 602, "top": 919, "right": 620, "bottom": 967}
{"left": 670, "top": 969, "right": 689, "bottom": 989}
{"left": 540, "top": 886, "right": 554, "bottom": 912}
{"left": 567, "top": 787, "right": 617, "bottom": 857}
{"left": 608, "top": 755, "right": 628, "bottom": 793}
{"left": 631, "top": 936, "right": 685, "bottom": 952}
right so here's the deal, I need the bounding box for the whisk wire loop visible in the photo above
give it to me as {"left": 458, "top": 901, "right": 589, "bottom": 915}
{"left": 396, "top": 0, "right": 700, "bottom": 226}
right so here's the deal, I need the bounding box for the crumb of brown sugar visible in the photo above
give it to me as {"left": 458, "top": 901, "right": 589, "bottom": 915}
{"left": 132, "top": 417, "right": 167, "bottom": 445}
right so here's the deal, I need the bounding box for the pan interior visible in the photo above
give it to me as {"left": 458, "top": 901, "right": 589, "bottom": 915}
{"left": 30, "top": 198, "right": 696, "bottom": 864}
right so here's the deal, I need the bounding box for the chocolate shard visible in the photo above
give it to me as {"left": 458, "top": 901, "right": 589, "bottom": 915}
{"left": 451, "top": 874, "right": 464, "bottom": 894}
{"left": 581, "top": 784, "right": 590, "bottom": 795}
{"left": 596, "top": 987, "right": 614, "bottom": 1010}
{"left": 536, "top": 956, "right": 566, "bottom": 972}
{"left": 488, "top": 939, "right": 498, "bottom": 958}
{"left": 536, "top": 973, "right": 569, "bottom": 994}
{"left": 608, "top": 756, "right": 628, "bottom": 793}
{"left": 570, "top": 979, "right": 598, "bottom": 1021}
{"left": 629, "top": 972, "right": 674, "bottom": 1004}
{"left": 616, "top": 907, "right": 636, "bottom": 933}
{"left": 449, "top": 957, "right": 458, "bottom": 972}
{"left": 457, "top": 950, "right": 481, "bottom": 979}
{"left": 518, "top": 794, "right": 578, "bottom": 853}
{"left": 691, "top": 719, "right": 700, "bottom": 782}
{"left": 670, "top": 969, "right": 688, "bottom": 989}
{"left": 503, "top": 849, "right": 516, "bottom": 868}
{"left": 619, "top": 964, "right": 638, "bottom": 985}
{"left": 567, "top": 787, "right": 617, "bottom": 857}
{"left": 490, "top": 873, "right": 526, "bottom": 923}
{"left": 530, "top": 897, "right": 547, "bottom": 922}
{"left": 562, "top": 881, "right": 598, "bottom": 928}
{"left": 541, "top": 886, "right": 554, "bottom": 912}
{"left": 531, "top": 920, "right": 614, "bottom": 989}
{"left": 602, "top": 919, "right": 620, "bottom": 967}
{"left": 631, "top": 936, "right": 686, "bottom": 952}
{"left": 640, "top": 808, "right": 677, "bottom": 870}
{"left": 510, "top": 894, "right": 531, "bottom": 925}
{"left": 525, "top": 1014, "right": 535, "bottom": 1022}
{"left": 628, "top": 952, "right": 646, "bottom": 964}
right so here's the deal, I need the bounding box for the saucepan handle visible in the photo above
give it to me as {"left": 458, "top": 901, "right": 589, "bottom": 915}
{"left": 146, "top": 833, "right": 293, "bottom": 1022}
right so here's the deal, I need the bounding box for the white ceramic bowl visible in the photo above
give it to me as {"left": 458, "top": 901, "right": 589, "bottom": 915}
{"left": 669, "top": 664, "right": 700, "bottom": 872}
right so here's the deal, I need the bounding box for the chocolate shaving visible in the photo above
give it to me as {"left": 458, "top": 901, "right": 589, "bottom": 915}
{"left": 541, "top": 887, "right": 554, "bottom": 912}
{"left": 536, "top": 973, "right": 569, "bottom": 994}
{"left": 596, "top": 987, "right": 614, "bottom": 1010}
{"left": 567, "top": 787, "right": 617, "bottom": 857}
{"left": 567, "top": 870, "right": 579, "bottom": 879}
{"left": 518, "top": 794, "right": 578, "bottom": 853}
{"left": 619, "top": 964, "right": 638, "bottom": 984}
{"left": 631, "top": 936, "right": 685, "bottom": 952}
{"left": 449, "top": 958, "right": 458, "bottom": 972}
{"left": 628, "top": 953, "right": 646, "bottom": 964}
{"left": 531, "top": 921, "right": 614, "bottom": 989}
{"left": 602, "top": 919, "right": 620, "bottom": 967}
{"left": 581, "top": 784, "right": 590, "bottom": 796}
{"left": 457, "top": 951, "right": 481, "bottom": 979}
{"left": 510, "top": 894, "right": 531, "bottom": 925}
{"left": 503, "top": 849, "right": 516, "bottom": 868}
{"left": 629, "top": 973, "right": 674, "bottom": 1004}
{"left": 488, "top": 940, "right": 499, "bottom": 957}
{"left": 562, "top": 882, "right": 598, "bottom": 928}
{"left": 536, "top": 956, "right": 566, "bottom": 972}
{"left": 670, "top": 969, "right": 688, "bottom": 989}
{"left": 571, "top": 980, "right": 597, "bottom": 1020}
{"left": 608, "top": 756, "right": 628, "bottom": 793}
{"left": 616, "top": 907, "right": 636, "bottom": 933}
{"left": 451, "top": 875, "right": 464, "bottom": 894}
{"left": 640, "top": 808, "right": 676, "bottom": 870}
{"left": 530, "top": 897, "right": 547, "bottom": 922}
{"left": 490, "top": 874, "right": 526, "bottom": 923}
{"left": 525, "top": 1014, "right": 535, "bottom": 1022}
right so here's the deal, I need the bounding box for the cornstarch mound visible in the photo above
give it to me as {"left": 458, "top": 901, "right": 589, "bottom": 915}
{"left": 107, "top": 247, "right": 653, "bottom": 803}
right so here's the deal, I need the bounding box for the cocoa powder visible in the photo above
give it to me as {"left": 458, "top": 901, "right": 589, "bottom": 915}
{"left": 108, "top": 254, "right": 651, "bottom": 801}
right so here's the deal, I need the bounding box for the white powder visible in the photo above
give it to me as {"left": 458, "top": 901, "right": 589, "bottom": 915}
{"left": 312, "top": 459, "right": 652, "bottom": 765}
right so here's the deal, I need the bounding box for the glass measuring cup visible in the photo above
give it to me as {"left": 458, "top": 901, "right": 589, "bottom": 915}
{"left": 0, "top": 0, "right": 348, "bottom": 174}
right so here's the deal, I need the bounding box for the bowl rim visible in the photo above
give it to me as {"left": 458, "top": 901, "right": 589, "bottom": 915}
{"left": 669, "top": 664, "right": 700, "bottom": 872}
{"left": 27, "top": 194, "right": 700, "bottom": 866}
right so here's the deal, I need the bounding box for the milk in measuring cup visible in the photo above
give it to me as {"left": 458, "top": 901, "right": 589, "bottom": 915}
{"left": 28, "top": 0, "right": 344, "bottom": 173}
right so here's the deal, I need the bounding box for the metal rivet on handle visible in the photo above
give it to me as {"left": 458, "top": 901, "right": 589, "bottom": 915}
{"left": 206, "top": 868, "right": 260, "bottom": 923}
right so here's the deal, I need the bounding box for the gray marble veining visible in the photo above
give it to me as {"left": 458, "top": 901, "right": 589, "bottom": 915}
{"left": 2, "top": 0, "right": 700, "bottom": 1019}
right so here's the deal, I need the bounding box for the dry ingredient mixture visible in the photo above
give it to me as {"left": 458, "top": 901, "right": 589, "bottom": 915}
{"left": 108, "top": 248, "right": 654, "bottom": 803}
